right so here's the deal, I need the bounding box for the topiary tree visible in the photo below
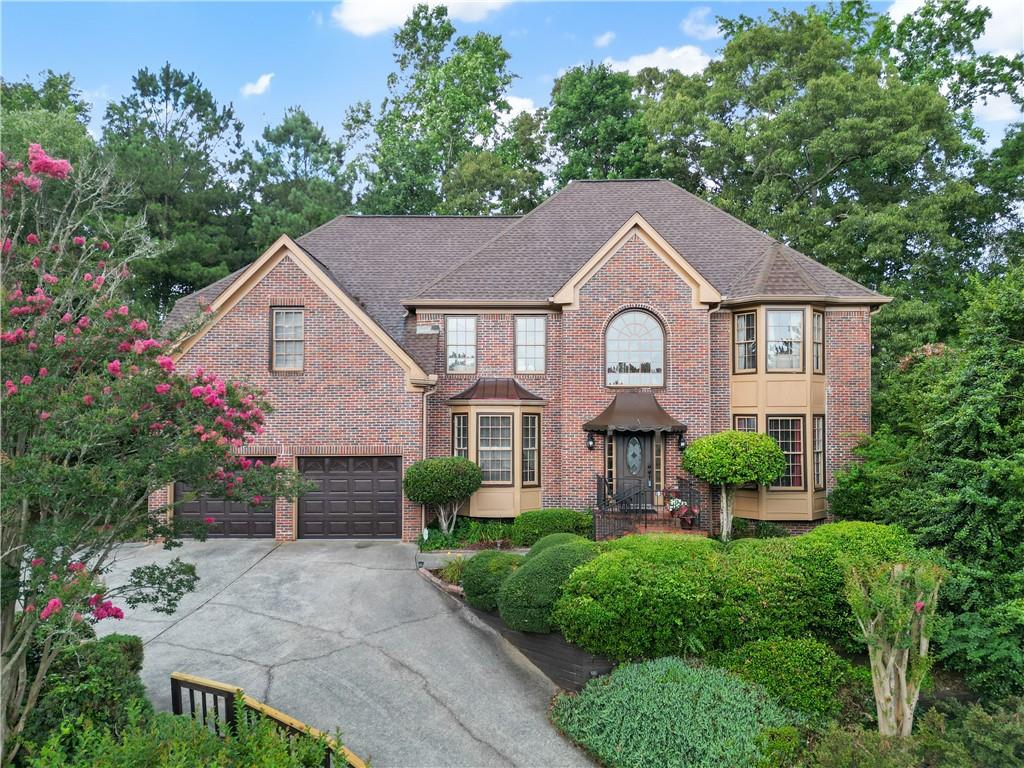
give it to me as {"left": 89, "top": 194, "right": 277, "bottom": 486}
{"left": 403, "top": 456, "right": 482, "bottom": 535}
{"left": 682, "top": 430, "right": 786, "bottom": 541}
{"left": 845, "top": 558, "right": 944, "bottom": 737}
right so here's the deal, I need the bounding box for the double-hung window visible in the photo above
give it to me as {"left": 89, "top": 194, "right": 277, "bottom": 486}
{"left": 452, "top": 414, "right": 469, "bottom": 458}
{"left": 813, "top": 415, "right": 825, "bottom": 489}
{"left": 478, "top": 414, "right": 512, "bottom": 484}
{"left": 446, "top": 316, "right": 477, "bottom": 373}
{"left": 734, "top": 312, "right": 756, "bottom": 372}
{"left": 271, "top": 308, "right": 304, "bottom": 371}
{"left": 767, "top": 416, "right": 804, "bottom": 489}
{"left": 521, "top": 414, "right": 540, "bottom": 485}
{"left": 812, "top": 311, "right": 825, "bottom": 374}
{"left": 734, "top": 415, "right": 757, "bottom": 432}
{"left": 766, "top": 309, "right": 804, "bottom": 371}
{"left": 516, "top": 316, "right": 546, "bottom": 373}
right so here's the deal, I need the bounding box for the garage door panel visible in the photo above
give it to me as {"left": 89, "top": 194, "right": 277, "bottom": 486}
{"left": 174, "top": 456, "right": 277, "bottom": 539}
{"left": 298, "top": 455, "right": 401, "bottom": 539}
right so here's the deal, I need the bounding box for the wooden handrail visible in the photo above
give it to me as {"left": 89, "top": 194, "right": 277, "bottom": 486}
{"left": 170, "top": 672, "right": 367, "bottom": 768}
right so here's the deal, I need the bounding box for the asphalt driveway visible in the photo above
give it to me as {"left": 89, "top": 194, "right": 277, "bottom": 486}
{"left": 99, "top": 540, "right": 591, "bottom": 768}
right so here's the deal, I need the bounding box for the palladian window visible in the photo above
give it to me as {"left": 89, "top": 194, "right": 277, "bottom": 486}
{"left": 605, "top": 310, "right": 665, "bottom": 387}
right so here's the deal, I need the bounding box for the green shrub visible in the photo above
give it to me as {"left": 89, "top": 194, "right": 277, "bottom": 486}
{"left": 437, "top": 556, "right": 467, "bottom": 585}
{"left": 461, "top": 550, "right": 524, "bottom": 611}
{"left": 551, "top": 657, "right": 794, "bottom": 768}
{"left": 418, "top": 517, "right": 513, "bottom": 552}
{"left": 26, "top": 700, "right": 343, "bottom": 767}
{"left": 788, "top": 522, "right": 918, "bottom": 649}
{"left": 524, "top": 532, "right": 587, "bottom": 559}
{"left": 712, "top": 637, "right": 856, "bottom": 721}
{"left": 938, "top": 598, "right": 1024, "bottom": 698}
{"left": 554, "top": 535, "right": 725, "bottom": 660}
{"left": 404, "top": 456, "right": 483, "bottom": 535}
{"left": 718, "top": 538, "right": 816, "bottom": 648}
{"left": 21, "top": 634, "right": 152, "bottom": 756}
{"left": 802, "top": 725, "right": 919, "bottom": 768}
{"left": 756, "top": 726, "right": 803, "bottom": 768}
{"left": 498, "top": 540, "right": 599, "bottom": 633}
{"left": 510, "top": 508, "right": 592, "bottom": 547}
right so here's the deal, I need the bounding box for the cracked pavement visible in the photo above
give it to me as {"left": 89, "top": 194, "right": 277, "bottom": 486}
{"left": 98, "top": 539, "right": 592, "bottom": 768}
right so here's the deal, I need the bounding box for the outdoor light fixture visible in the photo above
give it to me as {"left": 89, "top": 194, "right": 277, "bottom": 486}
{"left": 586, "top": 433, "right": 595, "bottom": 451}
{"left": 678, "top": 425, "right": 688, "bottom": 451}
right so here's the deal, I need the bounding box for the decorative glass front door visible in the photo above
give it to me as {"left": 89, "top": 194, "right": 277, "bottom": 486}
{"left": 615, "top": 431, "right": 653, "bottom": 505}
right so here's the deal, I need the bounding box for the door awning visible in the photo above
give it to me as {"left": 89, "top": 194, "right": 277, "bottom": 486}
{"left": 582, "top": 392, "right": 685, "bottom": 433}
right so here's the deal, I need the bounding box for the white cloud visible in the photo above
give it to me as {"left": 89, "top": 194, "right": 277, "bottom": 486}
{"left": 331, "top": 0, "right": 512, "bottom": 36}
{"left": 680, "top": 6, "right": 722, "bottom": 41}
{"left": 889, "top": 0, "right": 1023, "bottom": 56}
{"left": 241, "top": 73, "right": 274, "bottom": 97}
{"left": 604, "top": 45, "right": 711, "bottom": 75}
{"left": 594, "top": 30, "right": 615, "bottom": 48}
{"left": 505, "top": 95, "right": 536, "bottom": 118}
{"left": 974, "top": 92, "right": 1023, "bottom": 123}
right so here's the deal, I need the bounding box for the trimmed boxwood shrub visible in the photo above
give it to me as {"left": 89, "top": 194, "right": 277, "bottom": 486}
{"left": 510, "top": 508, "right": 592, "bottom": 547}
{"left": 788, "top": 522, "right": 917, "bottom": 649}
{"left": 550, "top": 657, "right": 794, "bottom": 768}
{"left": 524, "top": 532, "right": 587, "bottom": 559}
{"left": 22, "top": 634, "right": 152, "bottom": 756}
{"left": 461, "top": 550, "right": 524, "bottom": 612}
{"left": 712, "top": 637, "right": 857, "bottom": 721}
{"left": 554, "top": 535, "right": 725, "bottom": 660}
{"left": 498, "top": 540, "right": 599, "bottom": 633}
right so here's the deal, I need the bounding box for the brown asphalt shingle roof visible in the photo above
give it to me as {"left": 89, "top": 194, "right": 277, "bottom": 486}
{"left": 165, "top": 180, "right": 885, "bottom": 372}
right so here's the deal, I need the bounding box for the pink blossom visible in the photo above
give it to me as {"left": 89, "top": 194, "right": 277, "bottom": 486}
{"left": 27, "top": 342, "right": 38, "bottom": 351}
{"left": 73, "top": 236, "right": 86, "bottom": 247}
{"left": 30, "top": 256, "right": 40, "bottom": 269}
{"left": 54, "top": 334, "right": 66, "bottom": 346}
{"left": 99, "top": 240, "right": 110, "bottom": 251}
{"left": 90, "top": 599, "right": 124, "bottom": 621}
{"left": 104, "top": 309, "right": 114, "bottom": 319}
{"left": 20, "top": 375, "right": 33, "bottom": 386}
{"left": 42, "top": 273, "right": 58, "bottom": 284}
{"left": 23, "top": 175, "right": 42, "bottom": 193}
{"left": 914, "top": 601, "right": 925, "bottom": 614}
{"left": 156, "top": 356, "right": 175, "bottom": 373}
{"left": 204, "top": 516, "right": 215, "bottom": 524}
{"left": 117, "top": 305, "right": 129, "bottom": 316}
{"left": 83, "top": 394, "right": 95, "bottom": 406}
{"left": 92, "top": 275, "right": 105, "bottom": 288}
{"left": 4, "top": 380, "right": 17, "bottom": 396}
{"left": 24, "top": 604, "right": 35, "bottom": 613}
{"left": 72, "top": 327, "right": 82, "bottom": 336}
{"left": 39, "top": 598, "right": 63, "bottom": 621}
{"left": 67, "top": 561, "right": 86, "bottom": 572}
{"left": 38, "top": 367, "right": 48, "bottom": 377}
{"left": 26, "top": 233, "right": 39, "bottom": 245}
{"left": 155, "top": 383, "right": 171, "bottom": 395}
{"left": 60, "top": 313, "right": 72, "bottom": 324}
{"left": 72, "top": 612, "right": 83, "bottom": 623}
{"left": 39, "top": 411, "right": 50, "bottom": 421}
{"left": 30, "top": 557, "right": 44, "bottom": 567}
{"left": 77, "top": 316, "right": 90, "bottom": 329}
{"left": 107, "top": 359, "right": 122, "bottom": 377}
{"left": 1, "top": 238, "right": 11, "bottom": 255}
{"left": 27, "top": 144, "right": 72, "bottom": 180}
{"left": 130, "top": 318, "right": 148, "bottom": 332}
{"left": 83, "top": 272, "right": 93, "bottom": 282}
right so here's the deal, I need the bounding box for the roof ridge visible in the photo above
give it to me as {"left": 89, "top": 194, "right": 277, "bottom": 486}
{"left": 776, "top": 243, "right": 826, "bottom": 294}
{"left": 782, "top": 244, "right": 886, "bottom": 296}
{"left": 409, "top": 182, "right": 573, "bottom": 300}
{"left": 659, "top": 180, "right": 779, "bottom": 248}
{"left": 751, "top": 242, "right": 782, "bottom": 295}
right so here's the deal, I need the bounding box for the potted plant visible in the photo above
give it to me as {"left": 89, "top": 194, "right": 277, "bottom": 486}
{"left": 667, "top": 496, "right": 699, "bottom": 529}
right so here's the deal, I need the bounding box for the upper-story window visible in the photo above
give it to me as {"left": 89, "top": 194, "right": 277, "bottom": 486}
{"left": 766, "top": 309, "right": 804, "bottom": 371}
{"left": 605, "top": 310, "right": 664, "bottom": 387}
{"left": 516, "top": 316, "right": 546, "bottom": 373}
{"left": 812, "top": 311, "right": 825, "bottom": 374}
{"left": 734, "top": 311, "right": 757, "bottom": 372}
{"left": 446, "top": 316, "right": 477, "bottom": 373}
{"left": 271, "top": 308, "right": 304, "bottom": 371}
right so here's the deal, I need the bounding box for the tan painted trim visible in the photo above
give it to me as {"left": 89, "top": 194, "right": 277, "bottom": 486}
{"left": 550, "top": 213, "right": 722, "bottom": 309}
{"left": 170, "top": 235, "right": 435, "bottom": 391}
{"left": 170, "top": 672, "right": 366, "bottom": 768}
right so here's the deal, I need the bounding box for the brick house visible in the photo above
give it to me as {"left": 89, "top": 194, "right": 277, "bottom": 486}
{"left": 156, "top": 180, "right": 888, "bottom": 542}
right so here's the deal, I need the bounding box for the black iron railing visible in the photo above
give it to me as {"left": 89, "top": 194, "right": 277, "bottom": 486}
{"left": 593, "top": 475, "right": 703, "bottom": 540}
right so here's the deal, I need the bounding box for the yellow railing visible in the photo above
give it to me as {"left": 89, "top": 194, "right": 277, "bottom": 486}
{"left": 170, "top": 671, "right": 367, "bottom": 768}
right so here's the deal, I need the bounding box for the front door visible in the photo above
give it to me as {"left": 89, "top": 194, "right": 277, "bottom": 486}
{"left": 615, "top": 431, "right": 653, "bottom": 506}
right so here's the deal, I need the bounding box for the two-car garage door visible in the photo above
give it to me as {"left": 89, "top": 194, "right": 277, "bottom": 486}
{"left": 176, "top": 455, "right": 402, "bottom": 539}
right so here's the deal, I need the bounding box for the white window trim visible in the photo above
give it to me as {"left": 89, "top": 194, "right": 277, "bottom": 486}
{"left": 446, "top": 316, "right": 477, "bottom": 374}
{"left": 766, "top": 308, "right": 805, "bottom": 372}
{"left": 605, "top": 310, "right": 666, "bottom": 387}
{"left": 515, "top": 315, "right": 547, "bottom": 374}
{"left": 271, "top": 308, "right": 304, "bottom": 372}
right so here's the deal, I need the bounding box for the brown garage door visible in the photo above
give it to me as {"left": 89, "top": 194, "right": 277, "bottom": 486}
{"left": 298, "top": 456, "right": 402, "bottom": 539}
{"left": 174, "top": 456, "right": 276, "bottom": 538}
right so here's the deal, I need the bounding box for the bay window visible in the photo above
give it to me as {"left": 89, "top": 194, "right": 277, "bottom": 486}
{"left": 733, "top": 312, "right": 756, "bottom": 372}
{"left": 767, "top": 416, "right": 804, "bottom": 489}
{"left": 478, "top": 414, "right": 512, "bottom": 484}
{"left": 766, "top": 309, "right": 804, "bottom": 371}
{"left": 521, "top": 414, "right": 539, "bottom": 485}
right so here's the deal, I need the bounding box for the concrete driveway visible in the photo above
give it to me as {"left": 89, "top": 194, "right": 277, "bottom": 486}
{"left": 99, "top": 540, "right": 591, "bottom": 768}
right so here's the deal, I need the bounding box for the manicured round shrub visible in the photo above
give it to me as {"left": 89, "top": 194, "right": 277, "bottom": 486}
{"left": 403, "top": 456, "right": 482, "bottom": 535}
{"left": 717, "top": 537, "right": 817, "bottom": 648}
{"left": 461, "top": 550, "right": 524, "bottom": 612}
{"left": 551, "top": 657, "right": 794, "bottom": 768}
{"left": 789, "top": 522, "right": 918, "bottom": 649}
{"left": 712, "top": 637, "right": 856, "bottom": 721}
{"left": 510, "top": 508, "right": 592, "bottom": 547}
{"left": 498, "top": 540, "right": 599, "bottom": 633}
{"left": 554, "top": 535, "right": 725, "bottom": 660}
{"left": 524, "top": 532, "right": 587, "bottom": 559}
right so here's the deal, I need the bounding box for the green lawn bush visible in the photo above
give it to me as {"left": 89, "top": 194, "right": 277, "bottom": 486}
{"left": 417, "top": 517, "right": 513, "bottom": 552}
{"left": 712, "top": 637, "right": 857, "bottom": 721}
{"left": 497, "top": 540, "right": 599, "bottom": 633}
{"left": 21, "top": 634, "right": 152, "bottom": 757}
{"left": 26, "top": 700, "right": 343, "bottom": 768}
{"left": 550, "top": 657, "right": 794, "bottom": 768}
{"left": 524, "top": 532, "right": 587, "bottom": 559}
{"left": 461, "top": 550, "right": 524, "bottom": 611}
{"left": 509, "top": 508, "right": 592, "bottom": 547}
{"left": 554, "top": 535, "right": 725, "bottom": 660}
{"left": 788, "top": 522, "right": 917, "bottom": 649}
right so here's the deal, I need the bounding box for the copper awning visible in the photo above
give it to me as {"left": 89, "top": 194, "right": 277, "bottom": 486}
{"left": 447, "top": 377, "right": 544, "bottom": 403}
{"left": 582, "top": 392, "right": 685, "bottom": 433}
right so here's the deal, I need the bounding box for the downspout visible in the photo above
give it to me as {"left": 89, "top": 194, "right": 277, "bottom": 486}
{"left": 420, "top": 384, "right": 436, "bottom": 535}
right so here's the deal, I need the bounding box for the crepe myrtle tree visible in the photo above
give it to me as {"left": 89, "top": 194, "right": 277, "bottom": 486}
{"left": 682, "top": 430, "right": 786, "bottom": 541}
{"left": 845, "top": 557, "right": 944, "bottom": 737}
{"left": 404, "top": 456, "right": 483, "bottom": 535}
{"left": 0, "top": 143, "right": 306, "bottom": 762}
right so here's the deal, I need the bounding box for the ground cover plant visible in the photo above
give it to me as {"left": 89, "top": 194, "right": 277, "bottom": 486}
{"left": 417, "top": 517, "right": 513, "bottom": 552}
{"left": 551, "top": 657, "right": 795, "bottom": 768}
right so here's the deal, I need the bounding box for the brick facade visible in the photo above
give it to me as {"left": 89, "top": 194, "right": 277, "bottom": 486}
{"left": 824, "top": 307, "right": 872, "bottom": 492}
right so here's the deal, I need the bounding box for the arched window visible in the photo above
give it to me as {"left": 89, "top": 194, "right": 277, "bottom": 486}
{"left": 605, "top": 310, "right": 665, "bottom": 386}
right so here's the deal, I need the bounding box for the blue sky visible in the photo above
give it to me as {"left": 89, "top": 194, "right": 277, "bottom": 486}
{"left": 3, "top": 1, "right": 1020, "bottom": 148}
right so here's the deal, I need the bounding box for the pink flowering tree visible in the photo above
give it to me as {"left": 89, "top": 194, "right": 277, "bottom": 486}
{"left": 0, "top": 144, "right": 305, "bottom": 761}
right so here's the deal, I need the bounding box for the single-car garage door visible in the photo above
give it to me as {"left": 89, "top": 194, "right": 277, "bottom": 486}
{"left": 174, "top": 457, "right": 277, "bottom": 538}
{"left": 298, "top": 456, "right": 402, "bottom": 539}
